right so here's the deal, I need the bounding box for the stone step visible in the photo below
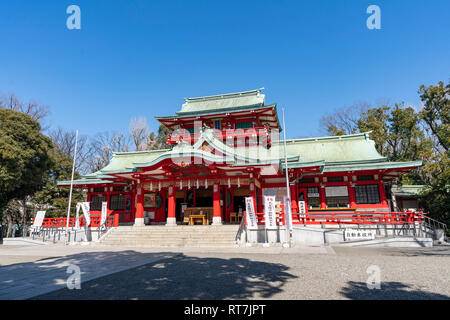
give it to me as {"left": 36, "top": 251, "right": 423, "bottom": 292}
{"left": 111, "top": 231, "right": 238, "bottom": 235}
{"left": 100, "top": 240, "right": 236, "bottom": 245}
{"left": 106, "top": 232, "right": 237, "bottom": 236}
{"left": 100, "top": 237, "right": 237, "bottom": 242}
{"left": 106, "top": 234, "right": 237, "bottom": 238}
{"left": 99, "top": 225, "right": 240, "bottom": 247}
{"left": 100, "top": 240, "right": 236, "bottom": 244}
{"left": 110, "top": 230, "right": 237, "bottom": 234}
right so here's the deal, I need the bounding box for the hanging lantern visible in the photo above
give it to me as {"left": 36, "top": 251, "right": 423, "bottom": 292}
{"left": 150, "top": 182, "right": 153, "bottom": 191}
{"left": 158, "top": 181, "right": 161, "bottom": 191}
{"left": 205, "top": 179, "right": 208, "bottom": 189}
{"left": 238, "top": 177, "right": 240, "bottom": 188}
{"left": 196, "top": 179, "right": 199, "bottom": 189}
{"left": 228, "top": 178, "right": 231, "bottom": 188}
{"left": 188, "top": 180, "right": 191, "bottom": 189}
{"left": 180, "top": 180, "right": 183, "bottom": 190}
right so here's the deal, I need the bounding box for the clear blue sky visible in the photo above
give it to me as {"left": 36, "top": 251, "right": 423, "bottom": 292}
{"left": 0, "top": 0, "right": 449, "bottom": 139}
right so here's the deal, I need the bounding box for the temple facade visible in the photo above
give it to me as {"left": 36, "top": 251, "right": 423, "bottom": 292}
{"left": 58, "top": 89, "right": 422, "bottom": 227}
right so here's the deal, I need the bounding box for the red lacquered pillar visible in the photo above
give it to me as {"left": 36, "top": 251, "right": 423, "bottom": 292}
{"left": 166, "top": 185, "right": 176, "bottom": 226}
{"left": 134, "top": 184, "right": 144, "bottom": 226}
{"left": 212, "top": 183, "right": 222, "bottom": 225}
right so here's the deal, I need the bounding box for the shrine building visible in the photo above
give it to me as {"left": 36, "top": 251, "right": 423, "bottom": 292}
{"left": 58, "top": 88, "right": 422, "bottom": 227}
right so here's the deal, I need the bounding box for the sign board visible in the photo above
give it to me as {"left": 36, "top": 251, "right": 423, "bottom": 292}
{"left": 245, "top": 197, "right": 258, "bottom": 230}
{"left": 33, "top": 211, "right": 46, "bottom": 227}
{"left": 263, "top": 196, "right": 277, "bottom": 229}
{"left": 81, "top": 202, "right": 90, "bottom": 227}
{"left": 344, "top": 228, "right": 376, "bottom": 241}
{"left": 325, "top": 186, "right": 348, "bottom": 197}
{"left": 298, "top": 200, "right": 306, "bottom": 218}
{"left": 100, "top": 202, "right": 107, "bottom": 226}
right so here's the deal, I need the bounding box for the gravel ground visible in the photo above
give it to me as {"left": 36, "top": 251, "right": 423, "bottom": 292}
{"left": 32, "top": 245, "right": 450, "bottom": 300}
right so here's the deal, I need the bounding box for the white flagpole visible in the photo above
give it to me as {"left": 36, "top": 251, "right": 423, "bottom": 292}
{"left": 282, "top": 108, "right": 292, "bottom": 247}
{"left": 66, "top": 130, "right": 79, "bottom": 233}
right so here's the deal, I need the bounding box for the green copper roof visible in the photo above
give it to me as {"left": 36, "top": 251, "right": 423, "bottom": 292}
{"left": 178, "top": 88, "right": 265, "bottom": 114}
{"left": 283, "top": 132, "right": 386, "bottom": 163}
{"left": 59, "top": 131, "right": 422, "bottom": 186}
{"left": 391, "top": 185, "right": 426, "bottom": 196}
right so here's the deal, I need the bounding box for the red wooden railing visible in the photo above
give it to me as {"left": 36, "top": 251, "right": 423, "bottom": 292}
{"left": 35, "top": 214, "right": 116, "bottom": 229}
{"left": 167, "top": 127, "right": 271, "bottom": 146}
{"left": 244, "top": 208, "right": 427, "bottom": 227}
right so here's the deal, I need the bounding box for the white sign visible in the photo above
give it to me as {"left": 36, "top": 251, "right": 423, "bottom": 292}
{"left": 284, "top": 196, "right": 293, "bottom": 231}
{"left": 344, "top": 228, "right": 376, "bottom": 241}
{"left": 263, "top": 196, "right": 277, "bottom": 229}
{"left": 81, "top": 202, "right": 90, "bottom": 227}
{"left": 245, "top": 197, "right": 258, "bottom": 230}
{"left": 298, "top": 200, "right": 306, "bottom": 218}
{"left": 33, "top": 211, "right": 46, "bottom": 227}
{"left": 75, "top": 203, "right": 81, "bottom": 229}
{"left": 100, "top": 202, "right": 107, "bottom": 226}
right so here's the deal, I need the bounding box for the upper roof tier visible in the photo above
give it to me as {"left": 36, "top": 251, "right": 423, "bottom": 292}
{"left": 179, "top": 88, "right": 265, "bottom": 114}
{"left": 155, "top": 88, "right": 281, "bottom": 131}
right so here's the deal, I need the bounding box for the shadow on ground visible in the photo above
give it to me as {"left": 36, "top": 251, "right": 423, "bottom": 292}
{"left": 30, "top": 253, "right": 297, "bottom": 300}
{"left": 340, "top": 281, "right": 450, "bottom": 300}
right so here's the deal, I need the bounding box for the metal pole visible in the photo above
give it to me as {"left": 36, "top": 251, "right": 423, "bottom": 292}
{"left": 282, "top": 108, "right": 292, "bottom": 247}
{"left": 66, "top": 130, "right": 79, "bottom": 234}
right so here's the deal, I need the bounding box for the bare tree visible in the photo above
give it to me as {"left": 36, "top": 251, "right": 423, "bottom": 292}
{"left": 0, "top": 93, "right": 50, "bottom": 130}
{"left": 320, "top": 101, "right": 371, "bottom": 136}
{"left": 130, "top": 117, "right": 149, "bottom": 151}
{"left": 49, "top": 128, "right": 92, "bottom": 175}
{"left": 87, "top": 131, "right": 130, "bottom": 172}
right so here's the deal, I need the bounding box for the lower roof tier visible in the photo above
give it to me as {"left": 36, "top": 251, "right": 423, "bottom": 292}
{"left": 58, "top": 131, "right": 422, "bottom": 188}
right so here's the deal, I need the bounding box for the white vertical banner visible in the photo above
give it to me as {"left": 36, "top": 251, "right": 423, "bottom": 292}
{"left": 245, "top": 197, "right": 258, "bottom": 230}
{"left": 75, "top": 203, "right": 81, "bottom": 229}
{"left": 101, "top": 202, "right": 107, "bottom": 226}
{"left": 81, "top": 202, "right": 90, "bottom": 227}
{"left": 284, "top": 196, "right": 293, "bottom": 231}
{"left": 263, "top": 196, "right": 277, "bottom": 229}
{"left": 298, "top": 200, "right": 306, "bottom": 218}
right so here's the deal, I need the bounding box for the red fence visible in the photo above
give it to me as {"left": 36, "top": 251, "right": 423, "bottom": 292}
{"left": 245, "top": 209, "right": 426, "bottom": 227}
{"left": 167, "top": 127, "right": 271, "bottom": 146}
{"left": 35, "top": 214, "right": 116, "bottom": 228}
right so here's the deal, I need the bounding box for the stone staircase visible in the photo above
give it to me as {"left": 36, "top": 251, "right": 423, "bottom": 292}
{"left": 99, "top": 225, "right": 240, "bottom": 247}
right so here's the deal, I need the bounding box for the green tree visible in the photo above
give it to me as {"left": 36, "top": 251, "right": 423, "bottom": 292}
{"left": 33, "top": 144, "right": 84, "bottom": 218}
{"left": 319, "top": 90, "right": 447, "bottom": 225}
{"left": 0, "top": 109, "right": 54, "bottom": 230}
{"left": 156, "top": 124, "right": 170, "bottom": 149}
{"left": 357, "top": 106, "right": 390, "bottom": 157}
{"left": 418, "top": 81, "right": 449, "bottom": 152}
{"left": 417, "top": 81, "right": 449, "bottom": 226}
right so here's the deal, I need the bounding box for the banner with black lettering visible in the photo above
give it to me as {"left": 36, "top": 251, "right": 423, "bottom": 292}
{"left": 101, "top": 202, "right": 107, "bottom": 226}
{"left": 81, "top": 202, "right": 90, "bottom": 227}
{"left": 263, "top": 196, "right": 277, "bottom": 229}
{"left": 245, "top": 197, "right": 258, "bottom": 230}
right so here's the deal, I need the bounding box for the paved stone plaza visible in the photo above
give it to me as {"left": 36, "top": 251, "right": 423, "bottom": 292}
{"left": 0, "top": 243, "right": 449, "bottom": 300}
